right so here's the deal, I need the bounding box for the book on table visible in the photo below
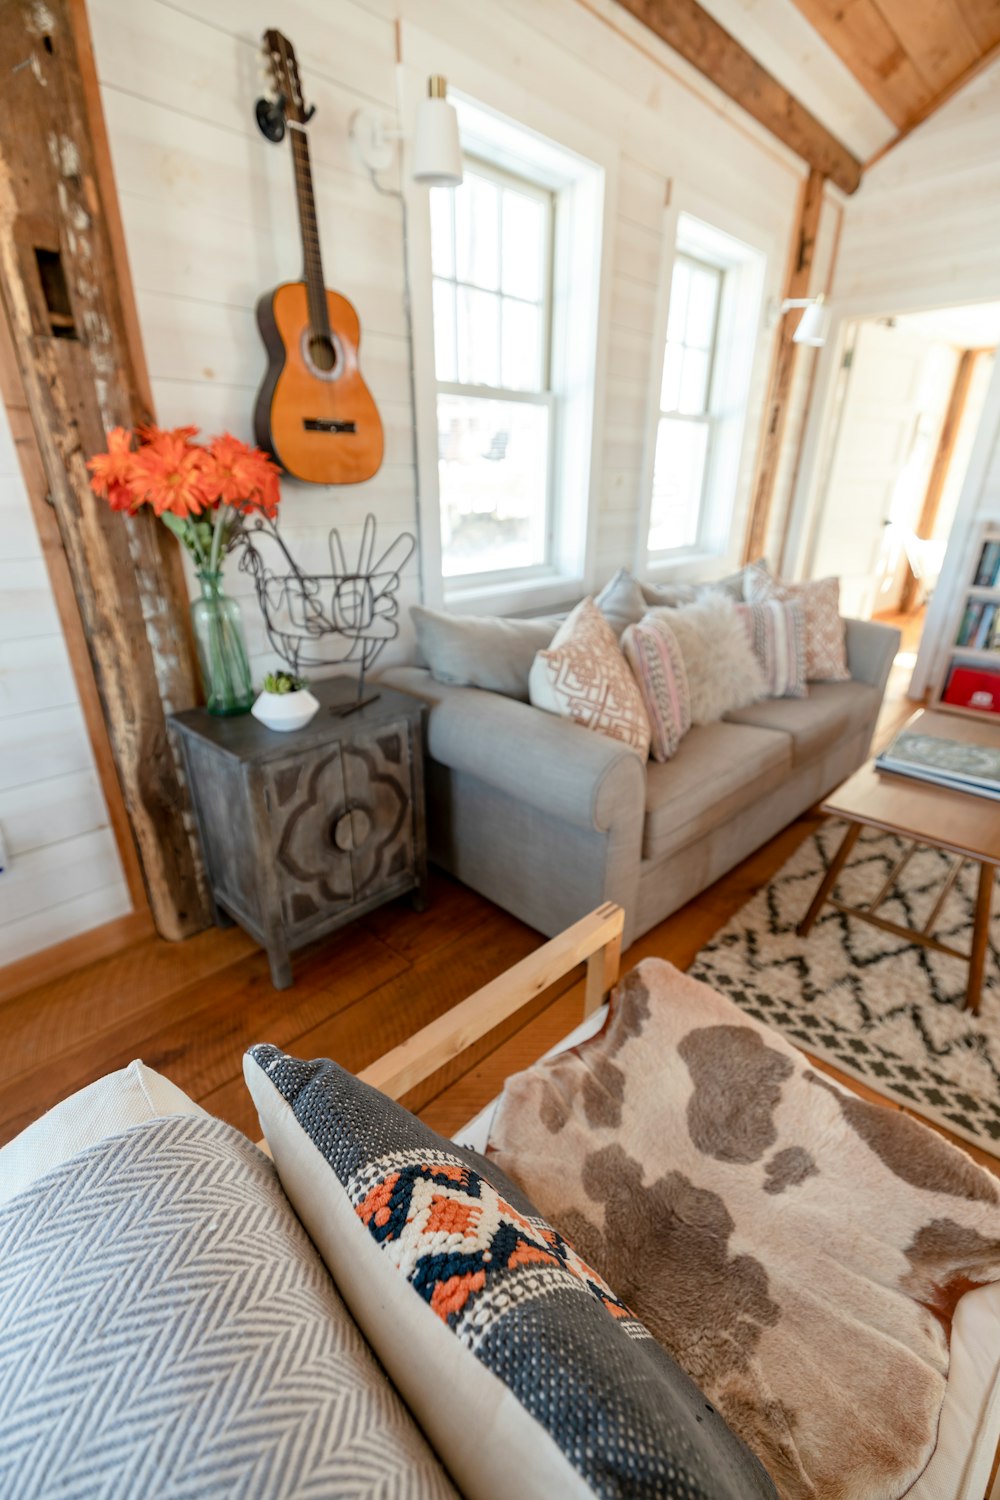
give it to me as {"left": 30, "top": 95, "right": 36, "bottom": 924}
{"left": 877, "top": 724, "right": 1000, "bottom": 799}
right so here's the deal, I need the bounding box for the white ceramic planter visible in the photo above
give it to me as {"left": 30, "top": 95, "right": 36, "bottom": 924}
{"left": 251, "top": 687, "right": 320, "bottom": 733}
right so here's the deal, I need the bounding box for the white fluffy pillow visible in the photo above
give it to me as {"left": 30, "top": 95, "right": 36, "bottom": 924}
{"left": 649, "top": 595, "right": 766, "bottom": 725}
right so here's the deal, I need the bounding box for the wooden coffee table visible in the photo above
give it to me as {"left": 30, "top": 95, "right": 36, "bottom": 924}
{"left": 798, "top": 709, "right": 1000, "bottom": 1013}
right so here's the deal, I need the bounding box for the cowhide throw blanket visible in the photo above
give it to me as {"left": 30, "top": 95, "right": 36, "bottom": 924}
{"left": 487, "top": 958, "right": 1000, "bottom": 1500}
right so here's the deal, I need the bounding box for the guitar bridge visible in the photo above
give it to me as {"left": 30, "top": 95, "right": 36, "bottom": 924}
{"left": 304, "top": 418, "right": 357, "bottom": 434}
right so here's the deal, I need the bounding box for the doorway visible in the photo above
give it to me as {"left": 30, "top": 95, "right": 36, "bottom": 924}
{"left": 805, "top": 303, "right": 998, "bottom": 682}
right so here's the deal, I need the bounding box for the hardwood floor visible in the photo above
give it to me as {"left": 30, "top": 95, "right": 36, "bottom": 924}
{"left": 8, "top": 661, "right": 992, "bottom": 1181}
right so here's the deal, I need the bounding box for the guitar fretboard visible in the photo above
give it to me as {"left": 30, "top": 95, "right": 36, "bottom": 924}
{"left": 289, "top": 127, "right": 330, "bottom": 342}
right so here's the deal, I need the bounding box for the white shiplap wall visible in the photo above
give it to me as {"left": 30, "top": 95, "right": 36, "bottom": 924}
{"left": 0, "top": 398, "right": 131, "bottom": 967}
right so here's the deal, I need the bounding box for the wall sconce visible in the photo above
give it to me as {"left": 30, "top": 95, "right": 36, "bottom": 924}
{"left": 350, "top": 76, "right": 463, "bottom": 187}
{"left": 783, "top": 294, "right": 831, "bottom": 347}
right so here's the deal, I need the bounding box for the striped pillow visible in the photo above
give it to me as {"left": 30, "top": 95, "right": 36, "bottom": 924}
{"left": 621, "top": 615, "right": 692, "bottom": 761}
{"left": 735, "top": 600, "right": 807, "bottom": 699}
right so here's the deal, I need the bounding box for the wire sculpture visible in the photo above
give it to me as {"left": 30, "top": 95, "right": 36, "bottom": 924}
{"left": 238, "top": 513, "right": 415, "bottom": 707}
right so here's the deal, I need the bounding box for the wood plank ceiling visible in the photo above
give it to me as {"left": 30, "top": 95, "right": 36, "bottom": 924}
{"left": 790, "top": 0, "right": 1000, "bottom": 132}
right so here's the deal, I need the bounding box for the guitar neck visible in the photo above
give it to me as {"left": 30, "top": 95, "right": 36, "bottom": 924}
{"left": 288, "top": 126, "right": 330, "bottom": 339}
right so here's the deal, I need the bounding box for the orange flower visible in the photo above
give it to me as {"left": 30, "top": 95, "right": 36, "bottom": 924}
{"left": 87, "top": 427, "right": 138, "bottom": 511}
{"left": 130, "top": 429, "right": 214, "bottom": 518}
{"left": 207, "top": 433, "right": 282, "bottom": 518}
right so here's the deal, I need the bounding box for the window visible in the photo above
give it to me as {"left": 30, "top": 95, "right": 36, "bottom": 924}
{"left": 642, "top": 210, "right": 767, "bottom": 568}
{"left": 431, "top": 162, "right": 555, "bottom": 580}
{"left": 649, "top": 255, "right": 723, "bottom": 553}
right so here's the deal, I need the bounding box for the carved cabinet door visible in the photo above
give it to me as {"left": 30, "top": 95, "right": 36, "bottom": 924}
{"left": 263, "top": 747, "right": 354, "bottom": 934}
{"left": 339, "top": 721, "right": 415, "bottom": 900}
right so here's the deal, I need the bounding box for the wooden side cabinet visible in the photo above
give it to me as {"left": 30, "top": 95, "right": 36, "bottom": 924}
{"left": 170, "top": 678, "right": 427, "bottom": 988}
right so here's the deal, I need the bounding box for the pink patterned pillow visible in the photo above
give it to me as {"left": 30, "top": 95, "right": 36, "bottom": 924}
{"left": 529, "top": 598, "right": 651, "bottom": 756}
{"left": 734, "top": 600, "right": 807, "bottom": 699}
{"left": 621, "top": 616, "right": 691, "bottom": 761}
{"left": 745, "top": 566, "right": 849, "bottom": 681}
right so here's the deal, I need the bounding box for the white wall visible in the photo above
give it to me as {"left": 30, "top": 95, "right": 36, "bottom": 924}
{"left": 0, "top": 399, "right": 131, "bottom": 968}
{"left": 85, "top": 0, "right": 806, "bottom": 671}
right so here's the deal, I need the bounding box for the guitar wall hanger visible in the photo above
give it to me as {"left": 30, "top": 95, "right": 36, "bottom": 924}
{"left": 255, "top": 95, "right": 286, "bottom": 143}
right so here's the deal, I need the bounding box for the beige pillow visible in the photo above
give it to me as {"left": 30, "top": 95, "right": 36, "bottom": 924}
{"left": 529, "top": 598, "right": 651, "bottom": 756}
{"left": 745, "top": 565, "right": 850, "bottom": 681}
{"left": 594, "top": 568, "right": 646, "bottom": 635}
{"left": 412, "top": 606, "right": 558, "bottom": 700}
{"left": 649, "top": 595, "right": 766, "bottom": 725}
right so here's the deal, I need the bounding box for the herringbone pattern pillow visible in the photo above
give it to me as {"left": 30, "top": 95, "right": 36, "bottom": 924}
{"left": 0, "top": 1115, "right": 457, "bottom": 1500}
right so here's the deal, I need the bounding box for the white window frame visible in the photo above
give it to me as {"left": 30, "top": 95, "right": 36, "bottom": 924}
{"left": 637, "top": 192, "right": 772, "bottom": 581}
{"left": 399, "top": 29, "right": 616, "bottom": 615}
{"left": 431, "top": 157, "right": 558, "bottom": 586}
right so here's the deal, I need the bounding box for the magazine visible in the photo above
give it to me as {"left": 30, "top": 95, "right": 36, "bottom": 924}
{"left": 876, "top": 725, "right": 1000, "bottom": 798}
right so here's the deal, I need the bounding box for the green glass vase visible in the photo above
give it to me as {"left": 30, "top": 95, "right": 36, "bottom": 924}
{"left": 191, "top": 570, "right": 253, "bottom": 716}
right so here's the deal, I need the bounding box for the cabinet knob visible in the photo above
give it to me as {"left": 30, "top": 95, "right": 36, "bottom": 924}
{"left": 333, "top": 806, "right": 372, "bottom": 852}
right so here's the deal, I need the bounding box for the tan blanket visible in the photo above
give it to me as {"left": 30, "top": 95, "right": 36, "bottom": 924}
{"left": 487, "top": 959, "right": 1000, "bottom": 1500}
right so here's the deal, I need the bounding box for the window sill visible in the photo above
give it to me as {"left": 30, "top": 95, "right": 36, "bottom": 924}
{"left": 444, "top": 572, "right": 585, "bottom": 618}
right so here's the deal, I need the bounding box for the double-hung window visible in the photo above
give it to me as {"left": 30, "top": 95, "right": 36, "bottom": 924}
{"left": 430, "top": 161, "right": 555, "bottom": 581}
{"left": 648, "top": 253, "right": 723, "bottom": 554}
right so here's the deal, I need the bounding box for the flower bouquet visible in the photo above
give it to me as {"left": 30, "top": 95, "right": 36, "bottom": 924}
{"left": 88, "top": 425, "right": 281, "bottom": 715}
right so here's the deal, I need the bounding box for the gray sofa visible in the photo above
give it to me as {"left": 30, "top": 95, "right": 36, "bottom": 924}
{"left": 381, "top": 617, "right": 900, "bottom": 947}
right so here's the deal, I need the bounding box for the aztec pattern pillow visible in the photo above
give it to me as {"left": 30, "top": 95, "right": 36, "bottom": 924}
{"left": 0, "top": 1115, "right": 458, "bottom": 1499}
{"left": 245, "top": 1045, "right": 777, "bottom": 1500}
{"left": 488, "top": 959, "right": 1000, "bottom": 1500}
{"left": 649, "top": 595, "right": 766, "bottom": 726}
{"left": 620, "top": 615, "right": 691, "bottom": 761}
{"left": 529, "top": 597, "right": 651, "bottom": 757}
{"left": 734, "top": 599, "right": 807, "bottom": 699}
{"left": 745, "top": 565, "right": 850, "bottom": 681}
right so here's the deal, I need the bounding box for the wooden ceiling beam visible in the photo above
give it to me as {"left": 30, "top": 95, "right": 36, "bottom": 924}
{"left": 612, "top": 0, "right": 863, "bottom": 194}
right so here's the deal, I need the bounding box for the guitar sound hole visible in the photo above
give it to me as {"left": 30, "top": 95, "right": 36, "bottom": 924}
{"left": 309, "top": 334, "right": 338, "bottom": 373}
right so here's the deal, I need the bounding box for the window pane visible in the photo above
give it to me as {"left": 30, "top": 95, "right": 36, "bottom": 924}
{"left": 429, "top": 188, "right": 454, "bottom": 278}
{"left": 660, "top": 343, "right": 683, "bottom": 413}
{"left": 457, "top": 286, "right": 500, "bottom": 386}
{"left": 648, "top": 415, "right": 708, "bottom": 552}
{"left": 666, "top": 260, "right": 690, "bottom": 345}
{"left": 437, "top": 393, "right": 550, "bottom": 577}
{"left": 501, "top": 298, "right": 543, "bottom": 392}
{"left": 432, "top": 280, "right": 457, "bottom": 382}
{"left": 455, "top": 171, "right": 499, "bottom": 290}
{"left": 685, "top": 264, "right": 720, "bottom": 349}
{"left": 501, "top": 189, "right": 545, "bottom": 301}
{"left": 677, "top": 347, "right": 710, "bottom": 415}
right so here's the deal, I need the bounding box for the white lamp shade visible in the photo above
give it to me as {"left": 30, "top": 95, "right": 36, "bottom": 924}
{"left": 793, "top": 299, "right": 831, "bottom": 347}
{"left": 412, "top": 96, "right": 462, "bottom": 187}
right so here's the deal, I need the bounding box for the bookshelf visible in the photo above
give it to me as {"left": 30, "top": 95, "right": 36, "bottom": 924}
{"left": 934, "top": 522, "right": 1000, "bottom": 721}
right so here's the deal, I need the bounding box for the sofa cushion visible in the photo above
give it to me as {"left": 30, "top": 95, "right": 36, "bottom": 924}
{"left": 723, "top": 680, "right": 879, "bottom": 766}
{"left": 0, "top": 1114, "right": 458, "bottom": 1499}
{"left": 530, "top": 598, "right": 651, "bottom": 757}
{"left": 620, "top": 614, "right": 691, "bottom": 762}
{"left": 734, "top": 599, "right": 807, "bottom": 699}
{"left": 595, "top": 567, "right": 647, "bottom": 634}
{"left": 746, "top": 566, "right": 850, "bottom": 682}
{"left": 412, "top": 606, "right": 558, "bottom": 701}
{"left": 245, "top": 1046, "right": 777, "bottom": 1500}
{"left": 643, "top": 721, "right": 791, "bottom": 862}
{"left": 650, "top": 596, "right": 766, "bottom": 726}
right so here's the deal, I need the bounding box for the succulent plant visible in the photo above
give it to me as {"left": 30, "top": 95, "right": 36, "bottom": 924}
{"left": 262, "top": 670, "right": 307, "bottom": 695}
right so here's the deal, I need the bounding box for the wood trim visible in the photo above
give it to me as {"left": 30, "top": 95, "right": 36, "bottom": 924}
{"left": 611, "top": 0, "right": 862, "bottom": 194}
{"left": 0, "top": 311, "right": 149, "bottom": 916}
{"left": 359, "top": 903, "right": 625, "bottom": 1101}
{"left": 742, "top": 168, "right": 826, "bottom": 565}
{"left": 0, "top": 910, "right": 154, "bottom": 1007}
{"left": 0, "top": 0, "right": 211, "bottom": 940}
{"left": 898, "top": 348, "right": 977, "bottom": 614}
{"left": 863, "top": 37, "right": 1000, "bottom": 175}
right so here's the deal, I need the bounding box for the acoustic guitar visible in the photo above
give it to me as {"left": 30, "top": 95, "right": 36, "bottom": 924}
{"left": 254, "top": 30, "right": 383, "bottom": 485}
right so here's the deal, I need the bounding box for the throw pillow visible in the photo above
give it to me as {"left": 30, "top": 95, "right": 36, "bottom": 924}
{"left": 594, "top": 568, "right": 647, "bottom": 635}
{"left": 529, "top": 598, "right": 651, "bottom": 756}
{"left": 487, "top": 958, "right": 1000, "bottom": 1500}
{"left": 745, "top": 566, "right": 850, "bottom": 681}
{"left": 0, "top": 1114, "right": 458, "bottom": 1498}
{"left": 649, "top": 595, "right": 766, "bottom": 726}
{"left": 620, "top": 615, "right": 692, "bottom": 762}
{"left": 412, "top": 606, "right": 558, "bottom": 701}
{"left": 244, "top": 1045, "right": 777, "bottom": 1500}
{"left": 734, "top": 600, "right": 807, "bottom": 699}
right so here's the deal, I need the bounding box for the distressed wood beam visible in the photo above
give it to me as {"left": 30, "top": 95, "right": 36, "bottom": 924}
{"left": 742, "top": 168, "right": 826, "bottom": 566}
{"left": 612, "top": 0, "right": 862, "bottom": 194}
{"left": 0, "top": 0, "right": 210, "bottom": 940}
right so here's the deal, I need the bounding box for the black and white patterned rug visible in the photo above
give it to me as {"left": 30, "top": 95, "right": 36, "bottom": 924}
{"left": 690, "top": 821, "right": 1000, "bottom": 1159}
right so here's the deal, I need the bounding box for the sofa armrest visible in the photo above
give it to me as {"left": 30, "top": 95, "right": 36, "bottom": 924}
{"left": 845, "top": 618, "right": 900, "bottom": 698}
{"left": 380, "top": 667, "right": 645, "bottom": 834}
